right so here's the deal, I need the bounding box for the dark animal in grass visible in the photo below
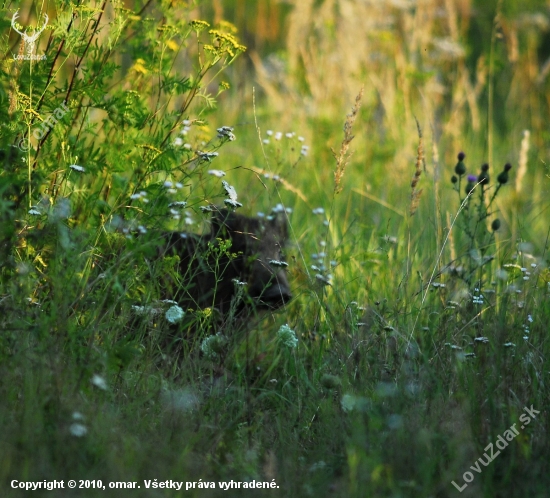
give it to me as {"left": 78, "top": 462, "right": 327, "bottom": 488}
{"left": 158, "top": 208, "right": 292, "bottom": 315}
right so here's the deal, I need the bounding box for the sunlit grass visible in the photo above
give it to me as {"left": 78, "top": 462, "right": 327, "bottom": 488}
{"left": 1, "top": 1, "right": 549, "bottom": 497}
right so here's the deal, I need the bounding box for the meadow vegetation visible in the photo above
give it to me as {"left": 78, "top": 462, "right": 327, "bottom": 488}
{"left": 1, "top": 0, "right": 549, "bottom": 496}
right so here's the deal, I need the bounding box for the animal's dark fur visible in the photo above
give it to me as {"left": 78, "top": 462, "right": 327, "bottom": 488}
{"left": 159, "top": 208, "right": 292, "bottom": 314}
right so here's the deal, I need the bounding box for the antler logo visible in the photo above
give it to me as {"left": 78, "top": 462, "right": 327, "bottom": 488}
{"left": 11, "top": 10, "right": 48, "bottom": 61}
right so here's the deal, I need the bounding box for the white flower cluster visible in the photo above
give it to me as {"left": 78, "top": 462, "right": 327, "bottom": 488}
{"left": 217, "top": 125, "right": 236, "bottom": 141}
{"left": 277, "top": 324, "right": 298, "bottom": 349}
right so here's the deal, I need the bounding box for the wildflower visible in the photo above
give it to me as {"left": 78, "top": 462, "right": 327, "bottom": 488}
{"left": 168, "top": 201, "right": 187, "bottom": 208}
{"left": 173, "top": 137, "right": 184, "bottom": 147}
{"left": 454, "top": 152, "right": 466, "bottom": 176}
{"left": 69, "top": 423, "right": 88, "bottom": 437}
{"left": 478, "top": 163, "right": 490, "bottom": 185}
{"left": 183, "top": 143, "right": 192, "bottom": 150}
{"left": 312, "top": 207, "right": 325, "bottom": 215}
{"left": 163, "top": 181, "right": 173, "bottom": 188}
{"left": 208, "top": 169, "right": 226, "bottom": 177}
{"left": 200, "top": 333, "right": 228, "bottom": 360}
{"left": 69, "top": 164, "right": 85, "bottom": 173}
{"left": 277, "top": 324, "right": 298, "bottom": 349}
{"left": 272, "top": 203, "right": 292, "bottom": 214}
{"left": 465, "top": 175, "right": 477, "bottom": 195}
{"left": 217, "top": 125, "right": 236, "bottom": 141}
{"left": 266, "top": 130, "right": 273, "bottom": 136}
{"left": 274, "top": 131, "right": 282, "bottom": 140}
{"left": 222, "top": 180, "right": 242, "bottom": 208}
{"left": 200, "top": 205, "right": 215, "bottom": 212}
{"left": 28, "top": 207, "right": 41, "bottom": 215}
{"left": 503, "top": 342, "right": 516, "bottom": 348}
{"left": 497, "top": 163, "right": 513, "bottom": 184}
{"left": 301, "top": 145, "right": 309, "bottom": 156}
{"left": 182, "top": 119, "right": 191, "bottom": 126}
{"left": 298, "top": 136, "right": 305, "bottom": 142}
{"left": 91, "top": 374, "right": 108, "bottom": 390}
{"left": 269, "top": 259, "right": 288, "bottom": 268}
{"left": 165, "top": 305, "right": 185, "bottom": 324}
{"left": 474, "top": 337, "right": 489, "bottom": 344}
{"left": 285, "top": 132, "right": 293, "bottom": 138}
{"left": 130, "top": 191, "right": 147, "bottom": 200}
{"left": 137, "top": 225, "right": 147, "bottom": 234}
{"left": 197, "top": 151, "right": 219, "bottom": 162}
{"left": 189, "top": 20, "right": 210, "bottom": 32}
{"left": 315, "top": 273, "right": 332, "bottom": 286}
{"left": 263, "top": 139, "right": 270, "bottom": 144}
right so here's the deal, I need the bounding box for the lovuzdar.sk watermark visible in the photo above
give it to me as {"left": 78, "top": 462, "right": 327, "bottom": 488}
{"left": 11, "top": 10, "right": 48, "bottom": 61}
{"left": 451, "top": 405, "right": 540, "bottom": 492}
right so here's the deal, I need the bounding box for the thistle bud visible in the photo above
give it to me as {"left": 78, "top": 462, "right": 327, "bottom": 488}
{"left": 491, "top": 219, "right": 501, "bottom": 231}
{"left": 478, "top": 163, "right": 490, "bottom": 185}
{"left": 451, "top": 175, "right": 458, "bottom": 184}
{"left": 454, "top": 152, "right": 466, "bottom": 176}
{"left": 497, "top": 163, "right": 512, "bottom": 185}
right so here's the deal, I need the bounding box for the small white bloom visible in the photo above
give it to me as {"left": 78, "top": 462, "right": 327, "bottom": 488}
{"left": 69, "top": 423, "right": 88, "bottom": 437}
{"left": 168, "top": 201, "right": 187, "bottom": 208}
{"left": 69, "top": 164, "right": 85, "bottom": 172}
{"left": 163, "top": 181, "right": 173, "bottom": 188}
{"left": 165, "top": 305, "right": 185, "bottom": 324}
{"left": 91, "top": 374, "right": 108, "bottom": 390}
{"left": 208, "top": 169, "right": 226, "bottom": 177}
{"left": 224, "top": 199, "right": 243, "bottom": 208}
{"left": 285, "top": 132, "right": 293, "bottom": 138}
{"left": 263, "top": 139, "right": 270, "bottom": 144}
{"left": 269, "top": 260, "right": 288, "bottom": 268}
{"left": 29, "top": 208, "right": 41, "bottom": 215}
{"left": 222, "top": 180, "right": 238, "bottom": 202}
{"left": 183, "top": 143, "right": 192, "bottom": 150}
{"left": 266, "top": 130, "right": 273, "bottom": 136}
{"left": 216, "top": 126, "right": 236, "bottom": 141}
{"left": 274, "top": 131, "right": 282, "bottom": 140}
{"left": 277, "top": 324, "right": 298, "bottom": 349}
{"left": 298, "top": 136, "right": 305, "bottom": 142}
{"left": 173, "top": 137, "right": 184, "bottom": 147}
{"left": 312, "top": 207, "right": 325, "bottom": 215}
{"left": 197, "top": 151, "right": 219, "bottom": 162}
{"left": 175, "top": 182, "right": 183, "bottom": 189}
{"left": 182, "top": 119, "right": 191, "bottom": 126}
{"left": 474, "top": 337, "right": 489, "bottom": 344}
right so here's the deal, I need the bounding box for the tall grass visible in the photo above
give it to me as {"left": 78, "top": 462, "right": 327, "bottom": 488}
{"left": 1, "top": 1, "right": 549, "bottom": 497}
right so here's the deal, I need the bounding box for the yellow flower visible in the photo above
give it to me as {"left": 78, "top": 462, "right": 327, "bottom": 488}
{"left": 131, "top": 58, "right": 147, "bottom": 75}
{"left": 189, "top": 20, "right": 210, "bottom": 32}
